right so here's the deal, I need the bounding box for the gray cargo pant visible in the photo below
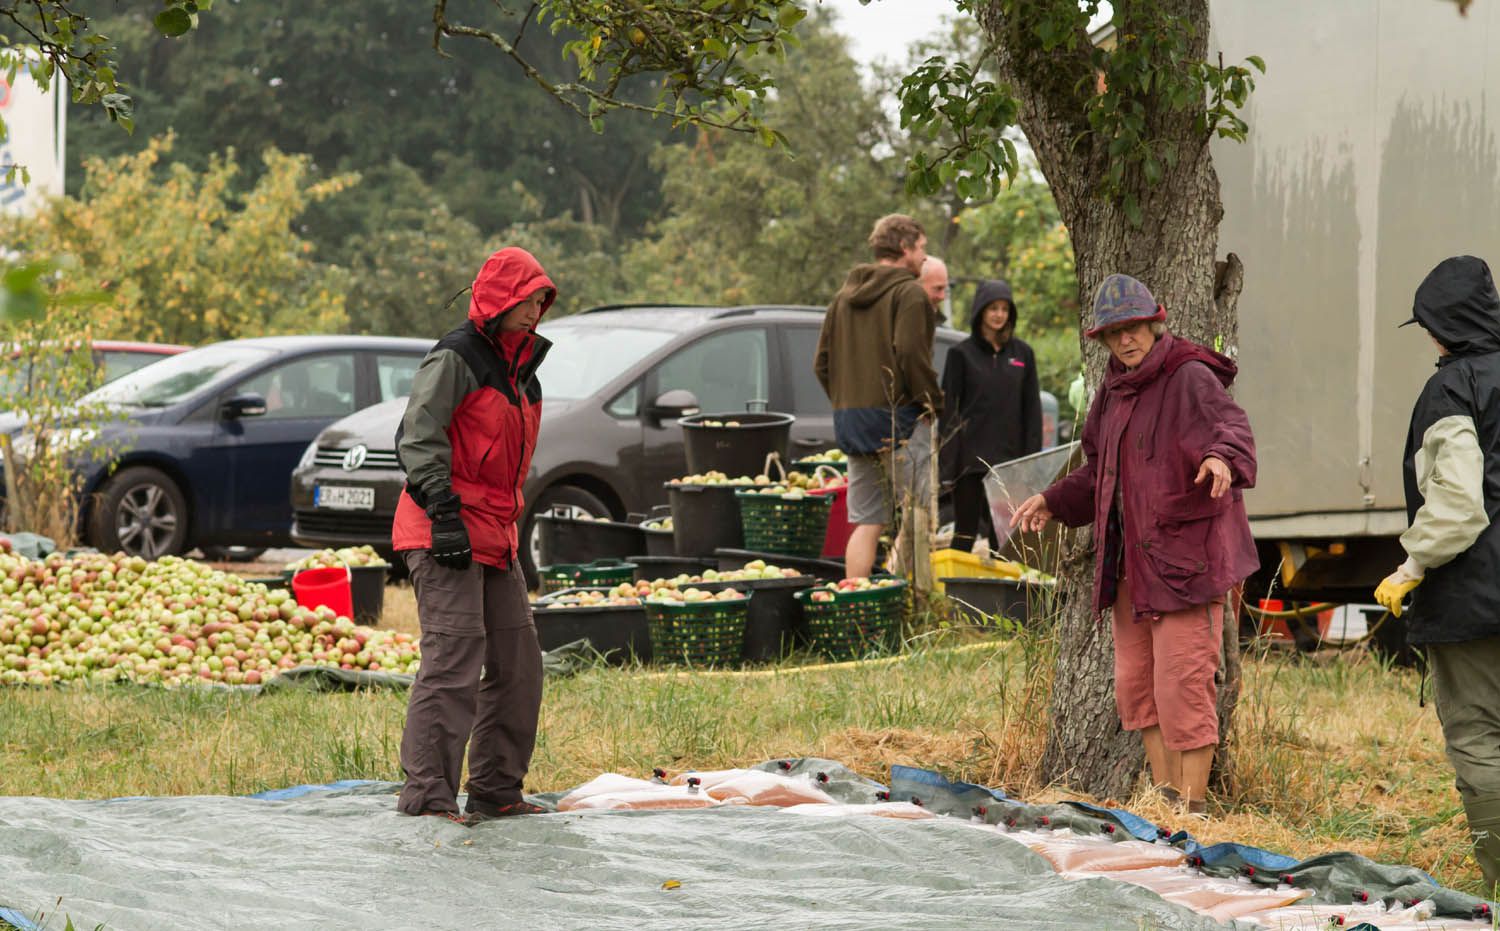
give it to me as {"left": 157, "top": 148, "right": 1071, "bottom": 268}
{"left": 396, "top": 550, "right": 543, "bottom": 816}
{"left": 1429, "top": 636, "right": 1500, "bottom": 887}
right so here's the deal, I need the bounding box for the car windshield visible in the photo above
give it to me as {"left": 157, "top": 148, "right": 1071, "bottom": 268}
{"left": 83, "top": 344, "right": 276, "bottom": 408}
{"left": 537, "top": 323, "right": 674, "bottom": 400}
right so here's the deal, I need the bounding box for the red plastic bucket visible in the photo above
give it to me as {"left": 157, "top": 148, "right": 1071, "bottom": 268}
{"left": 292, "top": 565, "right": 353, "bottom": 618}
{"left": 812, "top": 484, "right": 854, "bottom": 558}
{"left": 1257, "top": 599, "right": 1332, "bottom": 641}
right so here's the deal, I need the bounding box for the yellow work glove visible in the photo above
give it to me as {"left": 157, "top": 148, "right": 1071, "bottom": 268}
{"left": 1374, "top": 560, "right": 1424, "bottom": 618}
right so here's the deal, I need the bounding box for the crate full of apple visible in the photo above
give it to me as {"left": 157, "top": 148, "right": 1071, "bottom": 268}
{"left": 806, "top": 577, "right": 905, "bottom": 603}
{"left": 666, "top": 470, "right": 842, "bottom": 491}
{"left": 645, "top": 587, "right": 748, "bottom": 605}
{"left": 542, "top": 584, "right": 644, "bottom": 608}
{"left": 286, "top": 545, "right": 389, "bottom": 572}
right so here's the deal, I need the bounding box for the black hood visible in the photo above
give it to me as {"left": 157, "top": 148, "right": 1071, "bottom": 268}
{"left": 969, "top": 279, "right": 1017, "bottom": 342}
{"left": 1408, "top": 255, "right": 1500, "bottom": 358}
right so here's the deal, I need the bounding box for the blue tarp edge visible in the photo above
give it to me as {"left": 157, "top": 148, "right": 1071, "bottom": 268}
{"left": 249, "top": 779, "right": 383, "bottom": 801}
{"left": 0, "top": 905, "right": 40, "bottom": 930}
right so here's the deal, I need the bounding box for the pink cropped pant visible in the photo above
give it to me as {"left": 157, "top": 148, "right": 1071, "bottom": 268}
{"left": 1110, "top": 575, "right": 1223, "bottom": 752}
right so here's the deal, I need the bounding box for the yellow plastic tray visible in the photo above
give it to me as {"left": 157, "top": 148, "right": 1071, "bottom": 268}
{"left": 929, "top": 549, "right": 1024, "bottom": 593}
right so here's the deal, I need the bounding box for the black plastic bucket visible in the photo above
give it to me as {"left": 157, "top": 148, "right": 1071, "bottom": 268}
{"left": 939, "top": 577, "right": 1056, "bottom": 628}
{"left": 538, "top": 515, "right": 646, "bottom": 565}
{"left": 679, "top": 411, "right": 795, "bottom": 478}
{"left": 349, "top": 565, "right": 387, "bottom": 626}
{"left": 533, "top": 588, "right": 651, "bottom": 662}
{"left": 640, "top": 519, "right": 676, "bottom": 557}
{"left": 698, "top": 575, "right": 815, "bottom": 662}
{"left": 714, "top": 547, "right": 846, "bottom": 581}
{"left": 628, "top": 555, "right": 719, "bottom": 582}
{"left": 668, "top": 483, "right": 744, "bottom": 556}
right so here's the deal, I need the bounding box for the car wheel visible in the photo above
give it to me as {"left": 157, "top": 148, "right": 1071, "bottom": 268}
{"left": 520, "top": 485, "right": 612, "bottom": 587}
{"left": 90, "top": 466, "right": 190, "bottom": 559}
{"left": 198, "top": 546, "right": 268, "bottom": 563}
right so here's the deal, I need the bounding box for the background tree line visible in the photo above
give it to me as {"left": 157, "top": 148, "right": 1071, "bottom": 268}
{"left": 3, "top": 1, "right": 1079, "bottom": 409}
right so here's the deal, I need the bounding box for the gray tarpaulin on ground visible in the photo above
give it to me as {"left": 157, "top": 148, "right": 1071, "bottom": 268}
{"left": 0, "top": 773, "right": 1229, "bottom": 931}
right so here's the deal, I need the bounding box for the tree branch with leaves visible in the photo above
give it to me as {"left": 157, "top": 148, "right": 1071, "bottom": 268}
{"left": 431, "top": 0, "right": 802, "bottom": 141}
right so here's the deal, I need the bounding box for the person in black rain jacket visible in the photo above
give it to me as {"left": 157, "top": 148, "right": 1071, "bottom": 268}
{"left": 939, "top": 279, "right": 1043, "bottom": 552}
{"left": 1373, "top": 255, "right": 1500, "bottom": 886}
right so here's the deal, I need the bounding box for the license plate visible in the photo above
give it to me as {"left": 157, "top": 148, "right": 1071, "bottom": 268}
{"left": 315, "top": 485, "right": 375, "bottom": 511}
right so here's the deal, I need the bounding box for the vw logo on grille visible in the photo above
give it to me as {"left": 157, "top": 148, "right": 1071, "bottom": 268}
{"left": 341, "top": 445, "right": 368, "bottom": 472}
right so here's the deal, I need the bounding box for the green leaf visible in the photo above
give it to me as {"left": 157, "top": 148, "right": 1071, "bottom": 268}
{"left": 1122, "top": 193, "right": 1143, "bottom": 228}
{"left": 154, "top": 8, "right": 193, "bottom": 37}
{"left": 1142, "top": 155, "right": 1162, "bottom": 185}
{"left": 1245, "top": 54, "right": 1266, "bottom": 73}
{"left": 777, "top": 6, "right": 807, "bottom": 28}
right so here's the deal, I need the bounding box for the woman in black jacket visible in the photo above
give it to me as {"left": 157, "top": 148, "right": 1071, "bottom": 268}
{"left": 940, "top": 279, "right": 1043, "bottom": 553}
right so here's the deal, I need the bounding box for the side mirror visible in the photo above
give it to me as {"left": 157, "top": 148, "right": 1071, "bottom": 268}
{"left": 221, "top": 393, "right": 268, "bottom": 420}
{"left": 647, "top": 389, "right": 700, "bottom": 423}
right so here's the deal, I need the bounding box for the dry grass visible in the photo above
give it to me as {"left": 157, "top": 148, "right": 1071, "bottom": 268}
{"left": 381, "top": 582, "right": 419, "bottom": 636}
{"left": 0, "top": 591, "right": 1485, "bottom": 894}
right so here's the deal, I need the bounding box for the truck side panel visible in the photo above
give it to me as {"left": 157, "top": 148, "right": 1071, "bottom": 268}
{"left": 1211, "top": 0, "right": 1500, "bottom": 536}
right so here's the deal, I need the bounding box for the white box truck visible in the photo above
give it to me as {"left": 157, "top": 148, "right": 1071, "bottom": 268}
{"left": 0, "top": 56, "right": 66, "bottom": 218}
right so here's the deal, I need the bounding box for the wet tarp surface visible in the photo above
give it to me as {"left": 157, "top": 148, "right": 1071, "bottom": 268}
{"left": 0, "top": 780, "right": 1229, "bottom": 931}
{"left": 1, "top": 760, "right": 1491, "bottom": 930}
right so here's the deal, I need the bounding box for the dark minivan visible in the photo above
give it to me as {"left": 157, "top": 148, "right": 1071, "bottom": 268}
{"left": 0, "top": 335, "right": 431, "bottom": 559}
{"left": 290, "top": 304, "right": 995, "bottom": 576}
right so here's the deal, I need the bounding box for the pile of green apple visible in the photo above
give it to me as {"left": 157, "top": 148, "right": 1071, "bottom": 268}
{"left": 783, "top": 470, "right": 846, "bottom": 492}
{"left": 543, "top": 585, "right": 643, "bottom": 608}
{"left": 643, "top": 517, "right": 674, "bottom": 531}
{"left": 697, "top": 419, "right": 744, "bottom": 428}
{"left": 798, "top": 449, "right": 848, "bottom": 465}
{"left": 286, "top": 545, "right": 389, "bottom": 572}
{"left": 743, "top": 485, "right": 813, "bottom": 500}
{"left": 0, "top": 551, "right": 419, "bottom": 687}
{"left": 807, "top": 576, "right": 904, "bottom": 603}
{"left": 632, "top": 563, "right": 802, "bottom": 596}
{"left": 668, "top": 470, "right": 759, "bottom": 486}
{"left": 645, "top": 587, "right": 747, "bottom": 605}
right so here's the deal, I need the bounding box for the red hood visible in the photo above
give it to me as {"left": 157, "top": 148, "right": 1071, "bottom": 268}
{"left": 468, "top": 247, "right": 556, "bottom": 332}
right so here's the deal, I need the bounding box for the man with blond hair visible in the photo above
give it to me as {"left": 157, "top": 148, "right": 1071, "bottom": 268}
{"left": 815, "top": 214, "right": 943, "bottom": 578}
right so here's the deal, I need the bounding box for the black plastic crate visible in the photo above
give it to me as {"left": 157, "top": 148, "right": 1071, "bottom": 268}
{"left": 537, "top": 515, "right": 646, "bottom": 565}
{"left": 533, "top": 588, "right": 651, "bottom": 663}
{"left": 696, "top": 575, "right": 816, "bottom": 662}
{"left": 939, "top": 577, "right": 1056, "bottom": 628}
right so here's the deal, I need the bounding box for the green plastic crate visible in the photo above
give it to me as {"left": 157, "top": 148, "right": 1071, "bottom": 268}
{"left": 644, "top": 596, "right": 748, "bottom": 667}
{"left": 794, "top": 580, "right": 908, "bottom": 661}
{"left": 792, "top": 457, "right": 849, "bottom": 475}
{"left": 539, "top": 559, "right": 637, "bottom": 594}
{"left": 735, "top": 490, "right": 832, "bottom": 559}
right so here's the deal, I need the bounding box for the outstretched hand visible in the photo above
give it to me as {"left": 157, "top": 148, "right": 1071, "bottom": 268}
{"left": 1194, "top": 456, "right": 1232, "bottom": 499}
{"left": 1012, "top": 493, "right": 1053, "bottom": 533}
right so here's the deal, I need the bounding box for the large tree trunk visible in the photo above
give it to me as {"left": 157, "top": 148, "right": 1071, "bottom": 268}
{"left": 978, "top": 0, "right": 1245, "bottom": 799}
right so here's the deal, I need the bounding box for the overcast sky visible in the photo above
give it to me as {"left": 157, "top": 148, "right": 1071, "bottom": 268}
{"left": 816, "top": 0, "right": 958, "bottom": 70}
{"left": 817, "top": 1, "right": 1113, "bottom": 71}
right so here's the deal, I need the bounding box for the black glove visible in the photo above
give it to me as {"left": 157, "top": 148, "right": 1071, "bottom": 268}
{"left": 425, "top": 489, "right": 472, "bottom": 571}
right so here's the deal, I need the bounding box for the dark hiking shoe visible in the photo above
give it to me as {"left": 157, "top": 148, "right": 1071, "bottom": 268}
{"left": 465, "top": 797, "right": 547, "bottom": 823}
{"left": 416, "top": 810, "right": 470, "bottom": 826}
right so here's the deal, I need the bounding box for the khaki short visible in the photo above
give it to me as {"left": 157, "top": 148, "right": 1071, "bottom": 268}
{"left": 846, "top": 420, "right": 933, "bottom": 526}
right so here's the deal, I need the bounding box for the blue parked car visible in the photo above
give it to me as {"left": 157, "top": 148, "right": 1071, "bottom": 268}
{"left": 6, "top": 335, "right": 431, "bottom": 559}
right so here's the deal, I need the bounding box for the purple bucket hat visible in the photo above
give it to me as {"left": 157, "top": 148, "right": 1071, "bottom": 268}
{"left": 1086, "top": 273, "right": 1166, "bottom": 338}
